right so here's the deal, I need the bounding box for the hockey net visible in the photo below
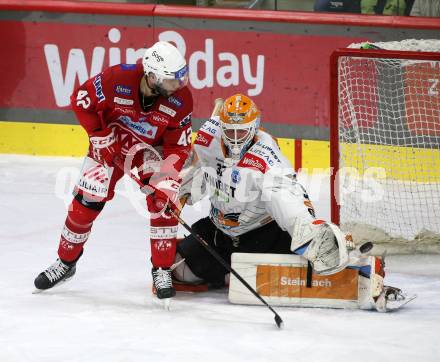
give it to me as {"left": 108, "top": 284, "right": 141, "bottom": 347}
{"left": 330, "top": 40, "right": 440, "bottom": 254}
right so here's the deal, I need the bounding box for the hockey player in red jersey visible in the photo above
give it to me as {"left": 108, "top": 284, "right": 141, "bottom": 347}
{"left": 34, "top": 41, "right": 193, "bottom": 301}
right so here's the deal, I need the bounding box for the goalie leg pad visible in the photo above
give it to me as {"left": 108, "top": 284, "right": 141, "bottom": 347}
{"left": 171, "top": 252, "right": 209, "bottom": 292}
{"left": 357, "top": 256, "right": 386, "bottom": 310}
{"left": 172, "top": 252, "right": 204, "bottom": 284}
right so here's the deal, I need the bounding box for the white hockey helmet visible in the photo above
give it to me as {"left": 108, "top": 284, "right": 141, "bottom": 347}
{"left": 142, "top": 41, "right": 188, "bottom": 96}
{"left": 219, "top": 94, "right": 261, "bottom": 160}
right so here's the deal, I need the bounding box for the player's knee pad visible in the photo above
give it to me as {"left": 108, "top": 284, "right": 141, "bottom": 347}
{"left": 291, "top": 220, "right": 349, "bottom": 275}
{"left": 70, "top": 194, "right": 105, "bottom": 226}
{"left": 74, "top": 156, "right": 116, "bottom": 202}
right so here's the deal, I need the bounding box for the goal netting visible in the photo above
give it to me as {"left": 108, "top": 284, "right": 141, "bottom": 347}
{"left": 330, "top": 39, "right": 440, "bottom": 254}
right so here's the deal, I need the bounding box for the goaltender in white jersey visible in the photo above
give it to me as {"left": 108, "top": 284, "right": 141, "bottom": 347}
{"left": 194, "top": 118, "right": 306, "bottom": 238}
{"left": 174, "top": 94, "right": 411, "bottom": 312}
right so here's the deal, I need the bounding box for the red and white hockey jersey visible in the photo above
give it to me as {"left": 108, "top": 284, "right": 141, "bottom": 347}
{"left": 71, "top": 63, "right": 193, "bottom": 173}
{"left": 181, "top": 117, "right": 316, "bottom": 237}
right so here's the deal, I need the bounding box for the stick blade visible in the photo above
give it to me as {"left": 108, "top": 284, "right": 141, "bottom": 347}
{"left": 274, "top": 314, "right": 284, "bottom": 329}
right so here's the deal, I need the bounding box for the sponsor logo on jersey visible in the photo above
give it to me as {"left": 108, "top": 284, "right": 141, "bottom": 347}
{"left": 250, "top": 142, "right": 281, "bottom": 167}
{"left": 201, "top": 118, "right": 220, "bottom": 135}
{"left": 250, "top": 148, "right": 276, "bottom": 166}
{"left": 212, "top": 208, "right": 241, "bottom": 228}
{"left": 194, "top": 130, "right": 213, "bottom": 147}
{"left": 146, "top": 111, "right": 168, "bottom": 126}
{"left": 159, "top": 104, "right": 177, "bottom": 117}
{"left": 204, "top": 172, "right": 236, "bottom": 201}
{"left": 114, "top": 97, "right": 134, "bottom": 106}
{"left": 208, "top": 118, "right": 220, "bottom": 127}
{"left": 119, "top": 115, "right": 158, "bottom": 139}
{"left": 114, "top": 84, "right": 132, "bottom": 96}
{"left": 93, "top": 74, "right": 105, "bottom": 103}
{"left": 114, "top": 107, "right": 136, "bottom": 116}
{"left": 168, "top": 96, "right": 183, "bottom": 108}
{"left": 201, "top": 122, "right": 218, "bottom": 135}
{"left": 238, "top": 154, "right": 267, "bottom": 173}
{"left": 231, "top": 169, "right": 241, "bottom": 184}
{"left": 120, "top": 64, "right": 137, "bottom": 71}
{"left": 179, "top": 113, "right": 192, "bottom": 128}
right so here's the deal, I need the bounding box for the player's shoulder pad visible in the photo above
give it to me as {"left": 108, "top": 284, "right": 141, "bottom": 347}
{"left": 194, "top": 116, "right": 221, "bottom": 148}
{"left": 89, "top": 63, "right": 142, "bottom": 106}
{"left": 237, "top": 129, "right": 288, "bottom": 173}
{"left": 157, "top": 87, "right": 193, "bottom": 129}
{"left": 106, "top": 63, "right": 143, "bottom": 84}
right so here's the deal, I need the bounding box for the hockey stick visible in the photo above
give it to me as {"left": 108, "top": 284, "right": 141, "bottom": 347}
{"left": 211, "top": 97, "right": 224, "bottom": 118}
{"left": 168, "top": 208, "right": 284, "bottom": 329}
{"left": 112, "top": 157, "right": 284, "bottom": 329}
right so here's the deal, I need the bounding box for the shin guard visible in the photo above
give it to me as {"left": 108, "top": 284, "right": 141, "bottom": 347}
{"left": 57, "top": 198, "right": 102, "bottom": 262}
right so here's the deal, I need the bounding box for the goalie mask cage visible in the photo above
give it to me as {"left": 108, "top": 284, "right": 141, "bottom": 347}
{"left": 330, "top": 45, "right": 440, "bottom": 254}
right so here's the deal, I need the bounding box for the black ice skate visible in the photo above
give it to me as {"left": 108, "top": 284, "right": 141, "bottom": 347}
{"left": 152, "top": 267, "right": 176, "bottom": 301}
{"left": 34, "top": 258, "right": 78, "bottom": 292}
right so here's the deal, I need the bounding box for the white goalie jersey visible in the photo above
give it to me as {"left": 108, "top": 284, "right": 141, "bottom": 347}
{"left": 180, "top": 117, "right": 315, "bottom": 238}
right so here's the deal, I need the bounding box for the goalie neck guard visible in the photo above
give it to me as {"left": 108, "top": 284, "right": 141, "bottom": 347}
{"left": 219, "top": 94, "right": 261, "bottom": 161}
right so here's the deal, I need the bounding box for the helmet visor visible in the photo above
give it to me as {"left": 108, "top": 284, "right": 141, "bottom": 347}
{"left": 158, "top": 65, "right": 189, "bottom": 95}
{"left": 161, "top": 76, "right": 188, "bottom": 92}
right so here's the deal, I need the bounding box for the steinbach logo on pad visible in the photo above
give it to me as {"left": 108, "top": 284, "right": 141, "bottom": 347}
{"left": 256, "top": 265, "right": 358, "bottom": 300}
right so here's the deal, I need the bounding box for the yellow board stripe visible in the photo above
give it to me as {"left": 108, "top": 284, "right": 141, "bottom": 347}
{"left": 0, "top": 121, "right": 88, "bottom": 157}
{"left": 340, "top": 143, "right": 440, "bottom": 182}
{"left": 277, "top": 137, "right": 295, "bottom": 169}
{"left": 302, "top": 139, "right": 330, "bottom": 171}
{"left": 1, "top": 121, "right": 439, "bottom": 182}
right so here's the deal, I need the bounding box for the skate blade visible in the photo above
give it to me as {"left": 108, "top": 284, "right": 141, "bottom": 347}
{"left": 163, "top": 298, "right": 171, "bottom": 311}
{"left": 31, "top": 274, "right": 75, "bottom": 294}
{"left": 386, "top": 294, "right": 417, "bottom": 311}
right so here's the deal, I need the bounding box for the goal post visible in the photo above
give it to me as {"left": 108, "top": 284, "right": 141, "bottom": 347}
{"left": 330, "top": 42, "right": 440, "bottom": 253}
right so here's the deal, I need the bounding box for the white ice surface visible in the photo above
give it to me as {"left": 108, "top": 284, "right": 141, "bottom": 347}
{"left": 0, "top": 155, "right": 439, "bottom": 362}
